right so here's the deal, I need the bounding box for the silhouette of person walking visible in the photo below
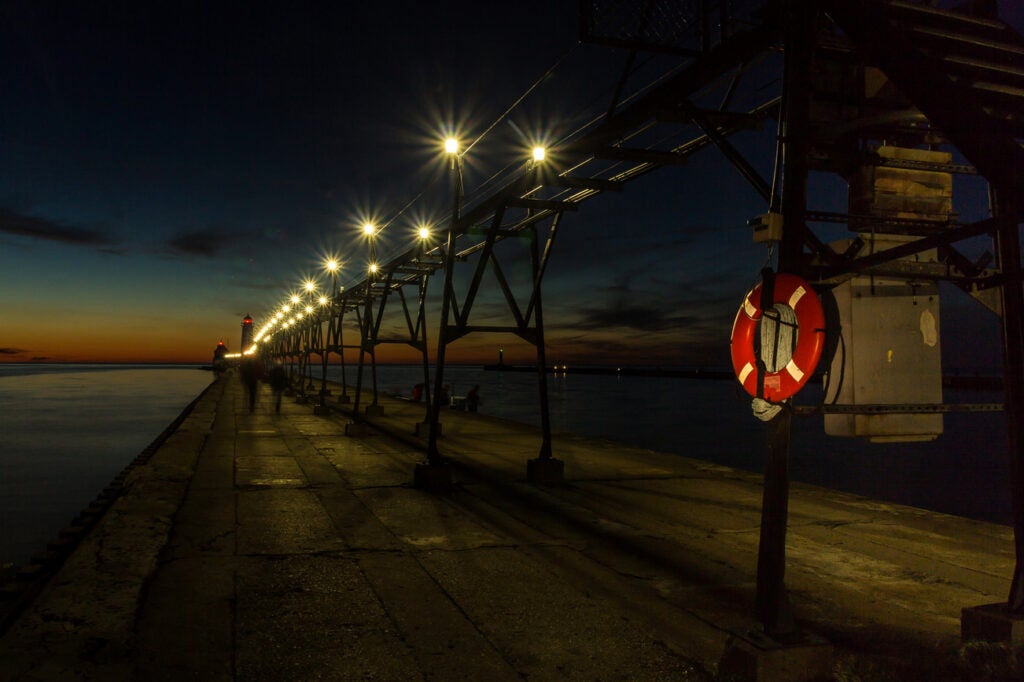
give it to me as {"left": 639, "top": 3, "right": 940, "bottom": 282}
{"left": 240, "top": 358, "right": 262, "bottom": 412}
{"left": 269, "top": 361, "right": 288, "bottom": 413}
{"left": 466, "top": 384, "right": 480, "bottom": 412}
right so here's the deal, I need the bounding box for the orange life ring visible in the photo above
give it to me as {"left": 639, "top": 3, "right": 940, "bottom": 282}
{"left": 730, "top": 272, "right": 825, "bottom": 401}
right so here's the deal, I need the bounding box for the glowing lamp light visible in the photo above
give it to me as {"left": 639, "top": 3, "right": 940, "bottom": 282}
{"left": 304, "top": 280, "right": 316, "bottom": 293}
{"left": 326, "top": 259, "right": 339, "bottom": 272}
{"left": 418, "top": 226, "right": 431, "bottom": 240}
{"left": 282, "top": 305, "right": 290, "bottom": 314}
{"left": 305, "top": 305, "right": 313, "bottom": 315}
{"left": 532, "top": 146, "right": 546, "bottom": 162}
{"left": 318, "top": 295, "right": 328, "bottom": 306}
{"left": 290, "top": 294, "right": 300, "bottom": 305}
{"left": 444, "top": 137, "right": 458, "bottom": 155}
{"left": 369, "top": 263, "right": 379, "bottom": 274}
{"left": 363, "top": 222, "right": 376, "bottom": 237}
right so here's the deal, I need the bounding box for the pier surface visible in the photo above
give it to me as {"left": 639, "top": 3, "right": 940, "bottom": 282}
{"left": 0, "top": 372, "right": 1020, "bottom": 680}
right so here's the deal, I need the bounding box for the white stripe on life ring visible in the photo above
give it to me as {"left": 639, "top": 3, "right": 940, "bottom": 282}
{"left": 785, "top": 359, "right": 804, "bottom": 382}
{"left": 787, "top": 285, "right": 806, "bottom": 310}
{"left": 738, "top": 362, "right": 754, "bottom": 386}
{"left": 743, "top": 295, "right": 758, "bottom": 318}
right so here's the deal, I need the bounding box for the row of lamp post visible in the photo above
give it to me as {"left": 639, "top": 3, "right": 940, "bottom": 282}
{"left": 249, "top": 136, "right": 549, "bottom": 490}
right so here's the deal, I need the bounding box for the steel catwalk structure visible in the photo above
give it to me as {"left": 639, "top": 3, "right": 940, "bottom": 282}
{"left": 254, "top": 0, "right": 1024, "bottom": 647}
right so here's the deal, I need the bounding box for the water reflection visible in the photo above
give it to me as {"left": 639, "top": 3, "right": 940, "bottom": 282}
{"left": 0, "top": 366, "right": 212, "bottom": 565}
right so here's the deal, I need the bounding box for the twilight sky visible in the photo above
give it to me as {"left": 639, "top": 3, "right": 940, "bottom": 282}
{"left": 0, "top": 1, "right": 1017, "bottom": 369}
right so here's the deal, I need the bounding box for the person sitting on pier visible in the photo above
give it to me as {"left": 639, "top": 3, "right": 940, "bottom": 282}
{"left": 466, "top": 385, "right": 480, "bottom": 412}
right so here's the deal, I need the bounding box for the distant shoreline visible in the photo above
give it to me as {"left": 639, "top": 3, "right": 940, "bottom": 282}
{"left": 482, "top": 364, "right": 1004, "bottom": 389}
{"left": 484, "top": 364, "right": 734, "bottom": 380}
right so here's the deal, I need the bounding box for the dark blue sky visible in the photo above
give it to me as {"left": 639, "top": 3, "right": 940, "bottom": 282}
{"left": 0, "top": 1, "right": 1014, "bottom": 369}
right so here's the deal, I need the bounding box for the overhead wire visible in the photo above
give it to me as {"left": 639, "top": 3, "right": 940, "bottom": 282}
{"left": 261, "top": 15, "right": 733, "bottom": 326}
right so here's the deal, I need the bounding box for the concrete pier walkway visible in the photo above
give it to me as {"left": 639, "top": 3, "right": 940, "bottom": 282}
{"left": 0, "top": 372, "right": 1021, "bottom": 680}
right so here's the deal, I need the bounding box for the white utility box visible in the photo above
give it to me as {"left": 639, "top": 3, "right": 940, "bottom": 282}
{"left": 824, "top": 238, "right": 944, "bottom": 442}
{"left": 824, "top": 144, "right": 951, "bottom": 442}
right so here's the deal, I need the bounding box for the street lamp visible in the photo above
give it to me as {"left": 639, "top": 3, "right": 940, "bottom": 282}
{"left": 351, "top": 221, "right": 381, "bottom": 418}
{"left": 413, "top": 224, "right": 434, "bottom": 413}
{"left": 422, "top": 134, "right": 463, "bottom": 486}
{"left": 324, "top": 258, "right": 349, "bottom": 405}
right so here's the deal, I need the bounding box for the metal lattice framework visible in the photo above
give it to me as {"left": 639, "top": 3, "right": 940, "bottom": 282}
{"left": 253, "top": 0, "right": 1024, "bottom": 638}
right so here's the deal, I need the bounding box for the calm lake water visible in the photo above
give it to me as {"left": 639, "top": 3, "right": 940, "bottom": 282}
{"left": 0, "top": 362, "right": 1008, "bottom": 566}
{"left": 0, "top": 365, "right": 213, "bottom": 566}
{"left": 332, "top": 363, "right": 1008, "bottom": 525}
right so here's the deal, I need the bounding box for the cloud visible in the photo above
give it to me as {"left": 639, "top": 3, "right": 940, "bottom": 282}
{"left": 574, "top": 302, "right": 701, "bottom": 332}
{"left": 165, "top": 230, "right": 235, "bottom": 257}
{"left": 0, "top": 207, "right": 114, "bottom": 246}
{"left": 0, "top": 347, "right": 29, "bottom": 355}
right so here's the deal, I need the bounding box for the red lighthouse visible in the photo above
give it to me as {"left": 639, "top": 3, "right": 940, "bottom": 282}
{"left": 241, "top": 314, "right": 254, "bottom": 352}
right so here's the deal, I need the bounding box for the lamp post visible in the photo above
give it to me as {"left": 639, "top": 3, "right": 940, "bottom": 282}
{"left": 321, "top": 259, "right": 340, "bottom": 405}
{"left": 336, "top": 283, "right": 351, "bottom": 405}
{"left": 315, "top": 259, "right": 340, "bottom": 408}
{"left": 305, "top": 302, "right": 317, "bottom": 393}
{"left": 423, "top": 138, "right": 462, "bottom": 482}
{"left": 352, "top": 223, "right": 378, "bottom": 418}
{"left": 527, "top": 146, "right": 557, "bottom": 474}
{"left": 303, "top": 280, "right": 319, "bottom": 394}
{"left": 417, "top": 226, "right": 433, "bottom": 414}
{"left": 281, "top": 305, "right": 295, "bottom": 393}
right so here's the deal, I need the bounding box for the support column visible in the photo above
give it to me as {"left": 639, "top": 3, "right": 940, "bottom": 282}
{"left": 722, "top": 5, "right": 833, "bottom": 677}
{"left": 415, "top": 275, "right": 435, "bottom": 438}
{"left": 365, "top": 275, "right": 388, "bottom": 417}
{"left": 962, "top": 195, "right": 1024, "bottom": 641}
{"left": 337, "top": 301, "right": 350, "bottom": 404}
{"left": 754, "top": 0, "right": 813, "bottom": 637}
{"left": 1001, "top": 204, "right": 1024, "bottom": 614}
{"left": 526, "top": 222, "right": 563, "bottom": 484}
{"left": 416, "top": 153, "right": 459, "bottom": 492}
{"left": 346, "top": 303, "right": 372, "bottom": 437}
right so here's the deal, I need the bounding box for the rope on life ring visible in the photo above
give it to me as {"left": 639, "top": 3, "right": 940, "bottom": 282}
{"left": 730, "top": 271, "right": 826, "bottom": 402}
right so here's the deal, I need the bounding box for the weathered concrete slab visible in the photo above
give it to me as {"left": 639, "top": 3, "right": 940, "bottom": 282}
{"left": 134, "top": 556, "right": 235, "bottom": 681}
{"left": 236, "top": 456, "right": 308, "bottom": 488}
{"left": 2, "top": 373, "right": 1023, "bottom": 681}
{"left": 234, "top": 554, "right": 422, "bottom": 681}
{"left": 236, "top": 488, "right": 345, "bottom": 555}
